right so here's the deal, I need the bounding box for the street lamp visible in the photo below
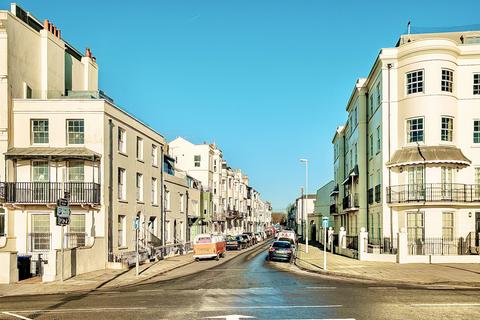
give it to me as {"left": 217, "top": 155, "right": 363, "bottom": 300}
{"left": 299, "top": 159, "right": 309, "bottom": 253}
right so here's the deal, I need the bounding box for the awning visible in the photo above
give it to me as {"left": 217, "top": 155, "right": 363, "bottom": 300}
{"left": 386, "top": 146, "right": 471, "bottom": 168}
{"left": 5, "top": 147, "right": 101, "bottom": 161}
{"left": 342, "top": 165, "right": 359, "bottom": 185}
{"left": 329, "top": 185, "right": 339, "bottom": 196}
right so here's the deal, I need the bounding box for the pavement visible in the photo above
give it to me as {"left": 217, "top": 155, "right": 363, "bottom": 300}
{"left": 295, "top": 243, "right": 480, "bottom": 288}
{"left": 0, "top": 240, "right": 267, "bottom": 298}
{"left": 1, "top": 239, "right": 480, "bottom": 319}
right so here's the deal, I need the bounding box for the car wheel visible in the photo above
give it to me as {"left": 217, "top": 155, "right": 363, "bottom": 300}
{"left": 195, "top": 258, "right": 200, "bottom": 262}
{"left": 215, "top": 254, "right": 220, "bottom": 261}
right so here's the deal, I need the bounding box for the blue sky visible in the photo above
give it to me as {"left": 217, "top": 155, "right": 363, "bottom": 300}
{"left": 8, "top": 0, "right": 480, "bottom": 211}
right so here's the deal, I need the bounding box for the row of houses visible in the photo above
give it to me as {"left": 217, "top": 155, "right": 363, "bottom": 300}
{"left": 289, "top": 27, "right": 480, "bottom": 262}
{"left": 0, "top": 4, "right": 271, "bottom": 284}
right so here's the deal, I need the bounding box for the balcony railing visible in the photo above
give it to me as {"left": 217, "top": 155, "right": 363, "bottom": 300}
{"left": 1, "top": 182, "right": 101, "bottom": 204}
{"left": 342, "top": 194, "right": 359, "bottom": 210}
{"left": 387, "top": 184, "right": 480, "bottom": 204}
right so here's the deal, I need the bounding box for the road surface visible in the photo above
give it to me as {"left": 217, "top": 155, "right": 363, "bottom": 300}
{"left": 0, "top": 241, "right": 479, "bottom": 319}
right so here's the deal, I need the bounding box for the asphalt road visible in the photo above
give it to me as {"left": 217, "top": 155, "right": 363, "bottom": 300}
{"left": 1, "top": 241, "right": 480, "bottom": 320}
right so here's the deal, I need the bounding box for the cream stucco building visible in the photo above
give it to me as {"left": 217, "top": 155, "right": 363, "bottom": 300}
{"left": 330, "top": 29, "right": 480, "bottom": 256}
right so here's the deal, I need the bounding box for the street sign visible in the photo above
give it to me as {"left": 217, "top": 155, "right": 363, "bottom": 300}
{"left": 322, "top": 217, "right": 329, "bottom": 228}
{"left": 56, "top": 216, "right": 70, "bottom": 226}
{"left": 56, "top": 206, "right": 71, "bottom": 219}
{"left": 57, "top": 198, "right": 69, "bottom": 207}
{"left": 133, "top": 218, "right": 140, "bottom": 230}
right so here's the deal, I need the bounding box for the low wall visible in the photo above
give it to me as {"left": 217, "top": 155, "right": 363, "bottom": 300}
{"left": 429, "top": 255, "right": 480, "bottom": 264}
{"left": 43, "top": 237, "right": 106, "bottom": 282}
{"left": 360, "top": 253, "right": 396, "bottom": 263}
{"left": 0, "top": 252, "right": 18, "bottom": 283}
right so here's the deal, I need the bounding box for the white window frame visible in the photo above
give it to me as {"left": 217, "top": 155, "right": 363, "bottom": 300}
{"left": 31, "top": 119, "right": 49, "bottom": 145}
{"left": 136, "top": 173, "right": 143, "bottom": 202}
{"left": 474, "top": 73, "right": 480, "bottom": 95}
{"left": 117, "top": 215, "right": 126, "bottom": 247}
{"left": 180, "top": 194, "right": 185, "bottom": 213}
{"left": 136, "top": 137, "right": 144, "bottom": 161}
{"left": 442, "top": 212, "right": 454, "bottom": 239}
{"left": 165, "top": 190, "right": 171, "bottom": 211}
{"left": 66, "top": 119, "right": 85, "bottom": 145}
{"left": 376, "top": 126, "right": 381, "bottom": 153}
{"left": 151, "top": 178, "right": 158, "bottom": 205}
{"left": 474, "top": 120, "right": 480, "bottom": 144}
{"left": 407, "top": 117, "right": 424, "bottom": 143}
{"left": 118, "top": 127, "right": 126, "bottom": 153}
{"left": 194, "top": 155, "right": 201, "bottom": 167}
{"left": 0, "top": 209, "right": 6, "bottom": 237}
{"left": 441, "top": 116, "right": 454, "bottom": 142}
{"left": 118, "top": 168, "right": 126, "bottom": 200}
{"left": 441, "top": 69, "right": 453, "bottom": 93}
{"left": 406, "top": 70, "right": 424, "bottom": 95}
{"left": 152, "top": 144, "right": 158, "bottom": 166}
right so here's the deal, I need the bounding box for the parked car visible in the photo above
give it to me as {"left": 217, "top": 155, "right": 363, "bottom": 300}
{"left": 255, "top": 232, "right": 263, "bottom": 242}
{"left": 267, "top": 241, "right": 294, "bottom": 263}
{"left": 243, "top": 232, "right": 257, "bottom": 245}
{"left": 240, "top": 234, "right": 252, "bottom": 247}
{"left": 226, "top": 235, "right": 243, "bottom": 250}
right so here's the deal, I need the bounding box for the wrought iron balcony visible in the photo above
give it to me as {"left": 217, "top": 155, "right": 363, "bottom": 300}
{"left": 387, "top": 184, "right": 480, "bottom": 204}
{"left": 0, "top": 182, "right": 101, "bottom": 204}
{"left": 342, "top": 194, "right": 359, "bottom": 210}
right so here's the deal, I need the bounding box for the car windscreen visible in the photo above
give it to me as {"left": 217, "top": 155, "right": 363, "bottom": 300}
{"left": 272, "top": 242, "right": 291, "bottom": 248}
{"left": 196, "top": 237, "right": 212, "bottom": 243}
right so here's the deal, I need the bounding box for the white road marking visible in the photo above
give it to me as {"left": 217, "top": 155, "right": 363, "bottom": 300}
{"left": 2, "top": 307, "right": 148, "bottom": 314}
{"left": 306, "top": 286, "right": 337, "bottom": 289}
{"left": 1, "top": 312, "right": 32, "bottom": 320}
{"left": 412, "top": 303, "right": 480, "bottom": 307}
{"left": 203, "top": 305, "right": 342, "bottom": 310}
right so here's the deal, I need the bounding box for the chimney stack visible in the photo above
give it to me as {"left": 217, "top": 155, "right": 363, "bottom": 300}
{"left": 85, "top": 48, "right": 92, "bottom": 58}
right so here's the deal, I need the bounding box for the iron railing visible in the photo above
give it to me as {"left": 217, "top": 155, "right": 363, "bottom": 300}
{"left": 408, "top": 237, "right": 476, "bottom": 255}
{"left": 1, "top": 182, "right": 100, "bottom": 204}
{"left": 387, "top": 184, "right": 480, "bottom": 204}
{"left": 346, "top": 235, "right": 358, "bottom": 251}
{"left": 342, "top": 194, "right": 359, "bottom": 210}
{"left": 368, "top": 236, "right": 397, "bottom": 254}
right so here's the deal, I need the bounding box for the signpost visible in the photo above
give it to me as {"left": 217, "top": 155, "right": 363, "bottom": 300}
{"left": 322, "top": 217, "right": 329, "bottom": 271}
{"left": 134, "top": 217, "right": 140, "bottom": 276}
{"left": 55, "top": 194, "right": 71, "bottom": 282}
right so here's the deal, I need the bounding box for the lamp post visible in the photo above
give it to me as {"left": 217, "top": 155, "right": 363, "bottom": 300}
{"left": 300, "top": 159, "right": 309, "bottom": 253}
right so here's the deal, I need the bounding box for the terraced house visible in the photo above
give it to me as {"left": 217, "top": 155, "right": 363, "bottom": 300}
{"left": 330, "top": 28, "right": 480, "bottom": 259}
{"left": 0, "top": 4, "right": 171, "bottom": 283}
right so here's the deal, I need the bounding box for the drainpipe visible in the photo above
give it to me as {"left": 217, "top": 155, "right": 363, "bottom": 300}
{"left": 160, "top": 147, "right": 165, "bottom": 259}
{"left": 365, "top": 91, "right": 369, "bottom": 241}
{"left": 387, "top": 63, "right": 393, "bottom": 242}
{"left": 186, "top": 190, "right": 190, "bottom": 243}
{"left": 107, "top": 119, "right": 113, "bottom": 262}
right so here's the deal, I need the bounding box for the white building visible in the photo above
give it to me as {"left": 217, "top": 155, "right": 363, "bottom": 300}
{"left": 331, "top": 28, "right": 480, "bottom": 258}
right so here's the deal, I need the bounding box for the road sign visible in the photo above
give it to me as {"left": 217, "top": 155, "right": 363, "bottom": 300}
{"left": 133, "top": 217, "right": 140, "bottom": 230}
{"left": 322, "top": 216, "right": 329, "bottom": 228}
{"left": 56, "top": 206, "right": 71, "bottom": 219}
{"left": 56, "top": 216, "right": 70, "bottom": 226}
{"left": 57, "top": 198, "right": 69, "bottom": 207}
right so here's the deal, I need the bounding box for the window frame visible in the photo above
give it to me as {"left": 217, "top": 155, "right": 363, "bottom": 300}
{"left": 474, "top": 73, "right": 480, "bottom": 95}
{"left": 136, "top": 136, "right": 144, "bottom": 161}
{"left": 117, "top": 215, "right": 126, "bottom": 247}
{"left": 474, "top": 120, "right": 480, "bottom": 144}
{"left": 151, "top": 177, "right": 158, "bottom": 205}
{"left": 441, "top": 68, "right": 454, "bottom": 93}
{"left": 194, "top": 155, "right": 201, "bottom": 167}
{"left": 441, "top": 116, "right": 454, "bottom": 142}
{"left": 151, "top": 144, "right": 158, "bottom": 167}
{"left": 31, "top": 119, "right": 49, "bottom": 145}
{"left": 406, "top": 69, "right": 424, "bottom": 95}
{"left": 136, "top": 172, "right": 144, "bottom": 202}
{"left": 0, "top": 209, "right": 6, "bottom": 237}
{"left": 442, "top": 212, "right": 454, "bottom": 239}
{"left": 118, "top": 168, "right": 126, "bottom": 200}
{"left": 376, "top": 126, "right": 381, "bottom": 154}
{"left": 407, "top": 117, "right": 425, "bottom": 144}
{"left": 118, "top": 127, "right": 127, "bottom": 154}
{"left": 66, "top": 119, "right": 85, "bottom": 145}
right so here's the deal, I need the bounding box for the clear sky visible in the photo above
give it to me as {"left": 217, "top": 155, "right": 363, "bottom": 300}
{"left": 7, "top": 0, "right": 480, "bottom": 211}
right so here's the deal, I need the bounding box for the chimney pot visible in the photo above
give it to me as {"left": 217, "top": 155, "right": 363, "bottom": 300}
{"left": 57, "top": 29, "right": 61, "bottom": 39}
{"left": 43, "top": 19, "right": 49, "bottom": 30}
{"left": 85, "top": 48, "right": 92, "bottom": 58}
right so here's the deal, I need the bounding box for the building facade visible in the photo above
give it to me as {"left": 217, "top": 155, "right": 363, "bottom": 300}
{"left": 330, "top": 29, "right": 480, "bottom": 255}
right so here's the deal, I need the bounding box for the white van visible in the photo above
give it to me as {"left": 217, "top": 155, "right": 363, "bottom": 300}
{"left": 276, "top": 230, "right": 297, "bottom": 247}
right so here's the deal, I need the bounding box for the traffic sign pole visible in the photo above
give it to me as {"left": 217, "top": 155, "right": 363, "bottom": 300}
{"left": 322, "top": 217, "right": 328, "bottom": 271}
{"left": 61, "top": 224, "right": 64, "bottom": 281}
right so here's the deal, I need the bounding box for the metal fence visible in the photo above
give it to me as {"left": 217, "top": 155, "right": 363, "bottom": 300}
{"left": 368, "top": 237, "right": 397, "bottom": 254}
{"left": 345, "top": 235, "right": 358, "bottom": 251}
{"left": 408, "top": 237, "right": 473, "bottom": 255}
{"left": 387, "top": 183, "right": 480, "bottom": 203}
